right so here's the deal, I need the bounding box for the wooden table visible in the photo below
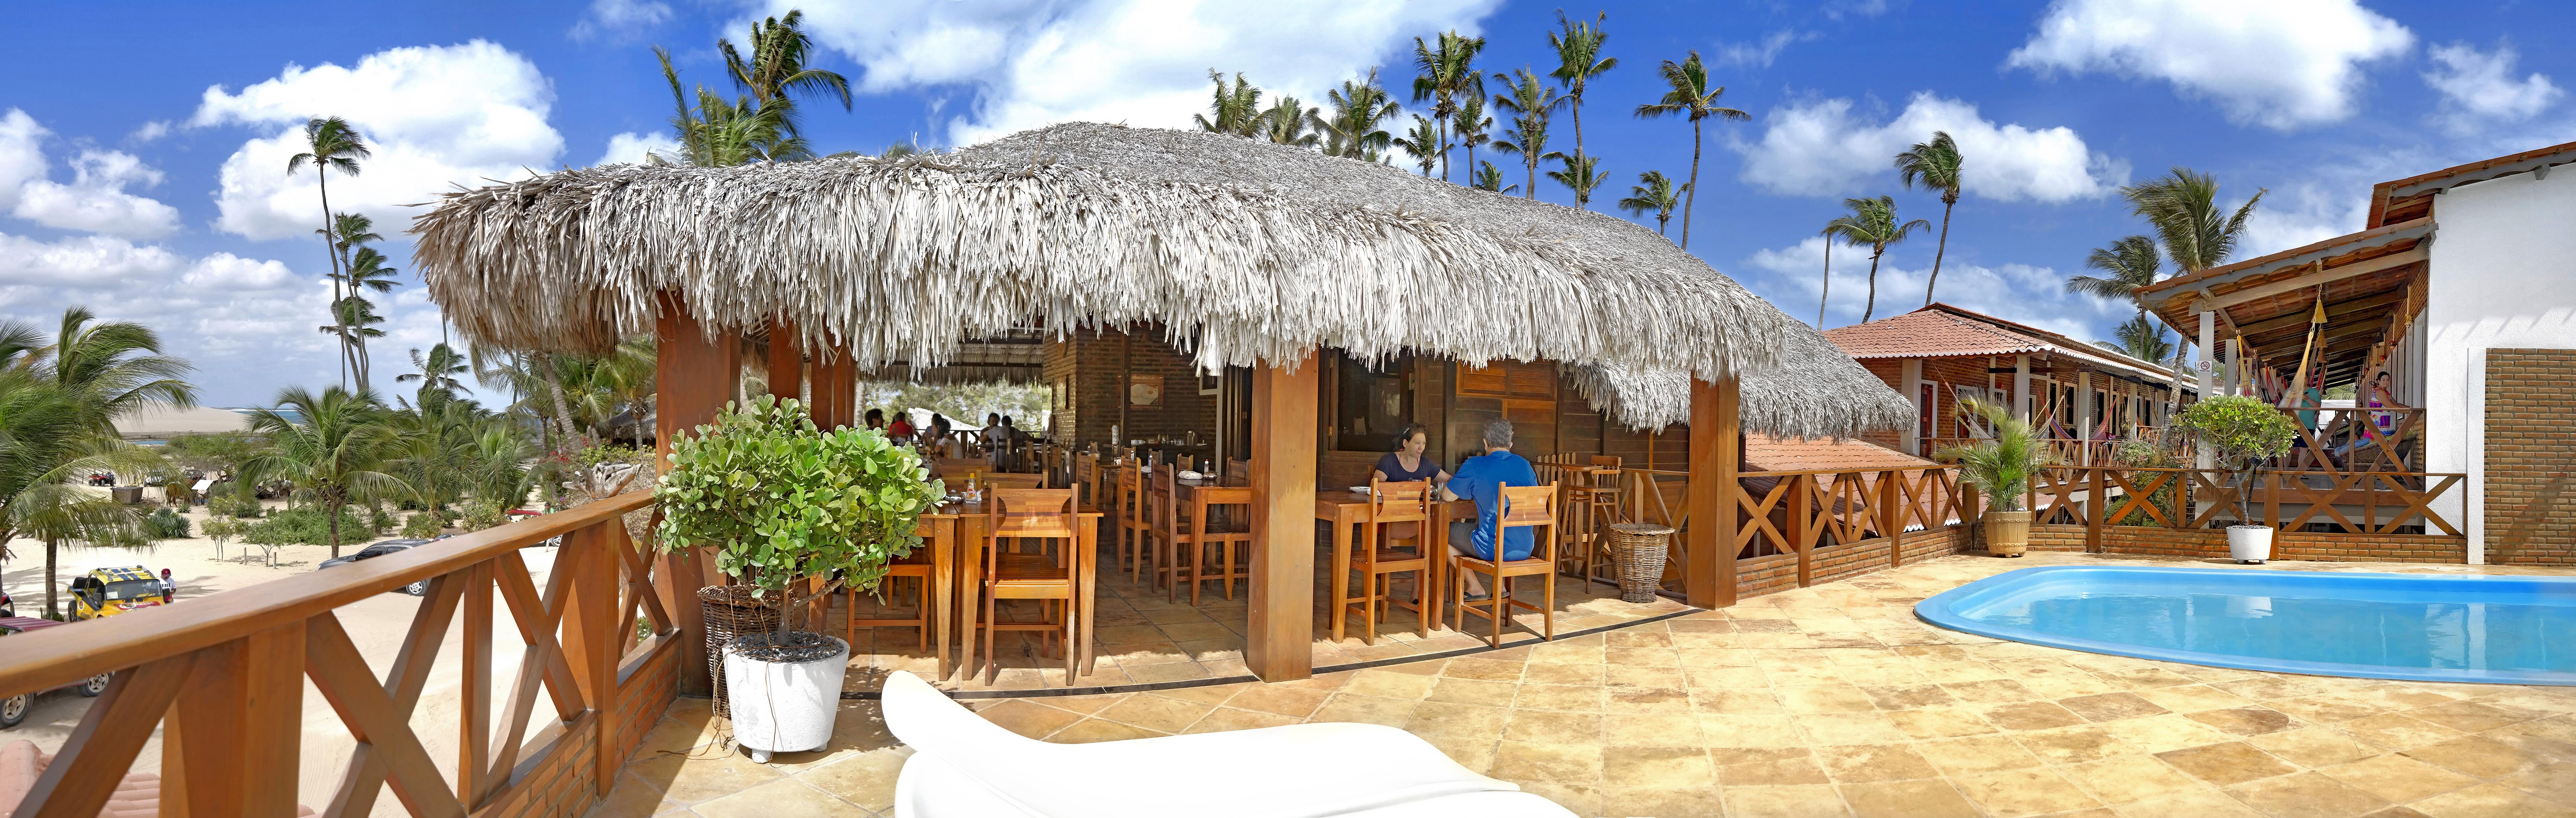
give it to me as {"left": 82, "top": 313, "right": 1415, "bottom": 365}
{"left": 937, "top": 499, "right": 1106, "bottom": 680}
{"left": 1316, "top": 492, "right": 1473, "bottom": 642}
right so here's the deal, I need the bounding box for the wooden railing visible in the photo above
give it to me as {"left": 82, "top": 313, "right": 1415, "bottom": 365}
{"left": 2270, "top": 405, "right": 2422, "bottom": 474}
{"left": 2028, "top": 465, "right": 2463, "bottom": 537}
{"left": 1609, "top": 466, "right": 1971, "bottom": 598}
{"left": 0, "top": 491, "right": 677, "bottom": 818}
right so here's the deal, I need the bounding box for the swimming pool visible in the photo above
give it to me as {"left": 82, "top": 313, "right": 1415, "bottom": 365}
{"left": 1915, "top": 566, "right": 2576, "bottom": 686}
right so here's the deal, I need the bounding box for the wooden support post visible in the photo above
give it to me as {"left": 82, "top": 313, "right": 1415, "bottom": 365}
{"left": 160, "top": 623, "right": 302, "bottom": 818}
{"left": 1881, "top": 470, "right": 1904, "bottom": 568}
{"left": 767, "top": 319, "right": 803, "bottom": 403}
{"left": 1789, "top": 474, "right": 1812, "bottom": 589}
{"left": 1246, "top": 354, "right": 1317, "bottom": 682}
{"left": 559, "top": 525, "right": 619, "bottom": 797}
{"left": 1685, "top": 377, "right": 1740, "bottom": 608}
{"left": 2087, "top": 467, "right": 2106, "bottom": 554}
{"left": 457, "top": 563, "right": 493, "bottom": 804}
{"left": 809, "top": 344, "right": 849, "bottom": 430}
{"left": 654, "top": 293, "right": 734, "bottom": 697}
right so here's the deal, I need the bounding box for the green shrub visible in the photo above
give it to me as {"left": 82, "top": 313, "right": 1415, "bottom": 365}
{"left": 241, "top": 507, "right": 374, "bottom": 546}
{"left": 401, "top": 510, "right": 447, "bottom": 539}
{"left": 144, "top": 508, "right": 191, "bottom": 540}
{"left": 211, "top": 493, "right": 264, "bottom": 519}
{"left": 656, "top": 396, "right": 943, "bottom": 638}
{"left": 369, "top": 505, "right": 395, "bottom": 535}
{"left": 2174, "top": 396, "right": 2300, "bottom": 526}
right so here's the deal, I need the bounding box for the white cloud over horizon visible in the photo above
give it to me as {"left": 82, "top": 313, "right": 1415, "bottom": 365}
{"left": 1743, "top": 235, "right": 2124, "bottom": 338}
{"left": 1732, "top": 92, "right": 2126, "bottom": 202}
{"left": 597, "top": 131, "right": 682, "bottom": 166}
{"left": 2423, "top": 41, "right": 2561, "bottom": 133}
{"left": 2007, "top": 0, "right": 2413, "bottom": 131}
{"left": 1715, "top": 30, "right": 1813, "bottom": 69}
{"left": 189, "top": 40, "right": 564, "bottom": 240}
{"left": 765, "top": 0, "right": 1503, "bottom": 146}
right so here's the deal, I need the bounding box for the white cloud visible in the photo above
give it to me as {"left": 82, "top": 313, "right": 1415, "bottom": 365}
{"left": 2007, "top": 0, "right": 2413, "bottom": 131}
{"left": 13, "top": 149, "right": 183, "bottom": 238}
{"left": 1743, "top": 236, "right": 2120, "bottom": 336}
{"left": 571, "top": 0, "right": 673, "bottom": 43}
{"left": 0, "top": 230, "right": 350, "bottom": 403}
{"left": 1733, "top": 92, "right": 2126, "bottom": 202}
{"left": 0, "top": 110, "right": 48, "bottom": 212}
{"left": 0, "top": 232, "right": 186, "bottom": 287}
{"left": 128, "top": 120, "right": 171, "bottom": 144}
{"left": 596, "top": 131, "right": 681, "bottom": 166}
{"left": 189, "top": 41, "right": 563, "bottom": 241}
{"left": 767, "top": 0, "right": 1503, "bottom": 146}
{"left": 2423, "top": 41, "right": 2561, "bottom": 131}
{"left": 1716, "top": 30, "right": 1814, "bottom": 69}
{"left": 179, "top": 252, "right": 299, "bottom": 290}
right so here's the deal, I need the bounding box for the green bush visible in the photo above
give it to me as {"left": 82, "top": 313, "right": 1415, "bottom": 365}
{"left": 401, "top": 510, "right": 447, "bottom": 539}
{"left": 241, "top": 506, "right": 375, "bottom": 546}
{"left": 2174, "top": 396, "right": 2299, "bottom": 526}
{"left": 656, "top": 396, "right": 943, "bottom": 637}
{"left": 144, "top": 507, "right": 191, "bottom": 540}
{"left": 458, "top": 498, "right": 509, "bottom": 532}
{"left": 211, "top": 493, "right": 264, "bottom": 519}
{"left": 369, "top": 505, "right": 395, "bottom": 535}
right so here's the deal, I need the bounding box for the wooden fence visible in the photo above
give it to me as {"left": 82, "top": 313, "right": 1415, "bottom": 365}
{"left": 2028, "top": 465, "right": 2464, "bottom": 537}
{"left": 0, "top": 491, "right": 676, "bottom": 818}
{"left": 1613, "top": 466, "right": 1978, "bottom": 601}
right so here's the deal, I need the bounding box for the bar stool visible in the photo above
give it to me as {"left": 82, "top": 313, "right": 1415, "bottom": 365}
{"left": 1339, "top": 478, "right": 1435, "bottom": 644}
{"left": 976, "top": 488, "right": 1086, "bottom": 684}
{"left": 1559, "top": 457, "right": 1623, "bottom": 592}
{"left": 1185, "top": 483, "right": 1255, "bottom": 605}
{"left": 844, "top": 551, "right": 934, "bottom": 653}
{"left": 1451, "top": 483, "right": 1560, "bottom": 648}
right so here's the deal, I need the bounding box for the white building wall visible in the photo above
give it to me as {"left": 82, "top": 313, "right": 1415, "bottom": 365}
{"left": 2425, "top": 168, "right": 2576, "bottom": 564}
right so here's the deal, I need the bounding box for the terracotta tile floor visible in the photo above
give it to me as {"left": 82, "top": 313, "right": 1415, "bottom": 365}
{"left": 832, "top": 539, "right": 1692, "bottom": 693}
{"left": 595, "top": 552, "right": 2576, "bottom": 817}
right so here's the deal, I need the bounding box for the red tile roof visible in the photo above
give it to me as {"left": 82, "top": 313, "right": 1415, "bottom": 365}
{"left": 1743, "top": 434, "right": 1936, "bottom": 472}
{"left": 1821, "top": 307, "right": 2047, "bottom": 359}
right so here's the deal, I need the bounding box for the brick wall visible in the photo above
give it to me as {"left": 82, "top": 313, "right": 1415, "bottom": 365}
{"left": 1047, "top": 327, "right": 1220, "bottom": 449}
{"left": 2485, "top": 349, "right": 2576, "bottom": 566}
{"left": 1811, "top": 540, "right": 1894, "bottom": 585}
{"left": 1732, "top": 524, "right": 1978, "bottom": 602}
{"left": 482, "top": 631, "right": 681, "bottom": 818}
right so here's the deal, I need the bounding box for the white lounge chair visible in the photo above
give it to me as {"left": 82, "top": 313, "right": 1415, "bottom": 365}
{"left": 882, "top": 671, "right": 1574, "bottom": 818}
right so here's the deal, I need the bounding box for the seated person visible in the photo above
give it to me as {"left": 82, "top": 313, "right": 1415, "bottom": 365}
{"left": 889, "top": 410, "right": 916, "bottom": 441}
{"left": 1369, "top": 424, "right": 1451, "bottom": 547}
{"left": 1441, "top": 419, "right": 1537, "bottom": 602}
{"left": 865, "top": 408, "right": 887, "bottom": 431}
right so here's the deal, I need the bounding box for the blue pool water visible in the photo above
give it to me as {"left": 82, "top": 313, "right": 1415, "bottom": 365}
{"left": 1915, "top": 567, "right": 2576, "bottom": 685}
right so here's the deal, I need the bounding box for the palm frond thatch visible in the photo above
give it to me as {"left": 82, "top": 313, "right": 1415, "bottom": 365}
{"left": 412, "top": 123, "right": 1906, "bottom": 438}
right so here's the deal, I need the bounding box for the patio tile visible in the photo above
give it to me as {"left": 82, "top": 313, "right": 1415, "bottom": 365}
{"left": 1222, "top": 683, "right": 1330, "bottom": 718}
{"left": 2269, "top": 695, "right": 2387, "bottom": 724}
{"left": 687, "top": 777, "right": 861, "bottom": 817}
{"left": 2138, "top": 684, "right": 2258, "bottom": 714}
{"left": 2402, "top": 735, "right": 2548, "bottom": 779}
{"left": 1811, "top": 743, "right": 1941, "bottom": 783}
{"left": 624, "top": 748, "right": 781, "bottom": 804}
{"left": 1048, "top": 717, "right": 1167, "bottom": 743}
{"left": 1984, "top": 700, "right": 2087, "bottom": 731}
{"left": 2226, "top": 772, "right": 2394, "bottom": 818}
{"left": 1598, "top": 785, "right": 1726, "bottom": 818}
{"left": 2188, "top": 705, "right": 2300, "bottom": 736}
{"left": 2249, "top": 727, "right": 2384, "bottom": 768}
{"left": 1722, "top": 784, "right": 1853, "bottom": 817}
{"left": 1792, "top": 712, "right": 1913, "bottom": 745}
{"left": 1516, "top": 683, "right": 1608, "bottom": 712}
{"left": 974, "top": 698, "right": 1084, "bottom": 738}
{"left": 2098, "top": 713, "right": 2240, "bottom": 753}
{"left": 2335, "top": 714, "right": 2467, "bottom": 751}
{"left": 1490, "top": 740, "right": 1603, "bottom": 784}
{"left": 2405, "top": 783, "right": 2576, "bottom": 818}
{"left": 2061, "top": 691, "right": 2174, "bottom": 722}
{"left": 1949, "top": 768, "right": 2104, "bottom": 817}
{"left": 2155, "top": 741, "right": 2300, "bottom": 786}
{"left": 2318, "top": 753, "right": 2480, "bottom": 803}
{"left": 1840, "top": 779, "right": 1978, "bottom": 818}
{"left": 1440, "top": 657, "right": 1526, "bottom": 681}
{"left": 793, "top": 748, "right": 910, "bottom": 812}
{"left": 1308, "top": 692, "right": 1416, "bottom": 727}
{"left": 1885, "top": 707, "right": 1998, "bottom": 739}
{"left": 1182, "top": 706, "right": 1301, "bottom": 734}
{"left": 2063, "top": 755, "right": 2209, "bottom": 804}
{"left": 1914, "top": 734, "right": 2045, "bottom": 775}
{"left": 2408, "top": 701, "right": 2541, "bottom": 733}
{"left": 1701, "top": 714, "right": 1808, "bottom": 748}
{"left": 1523, "top": 663, "right": 1607, "bottom": 685}
{"left": 2013, "top": 724, "right": 2139, "bottom": 765}
{"left": 1603, "top": 745, "right": 1718, "bottom": 786}
{"left": 1095, "top": 693, "right": 1217, "bottom": 733}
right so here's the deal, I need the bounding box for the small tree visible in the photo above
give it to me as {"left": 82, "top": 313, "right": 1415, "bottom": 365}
{"left": 201, "top": 516, "right": 241, "bottom": 561}
{"left": 655, "top": 396, "right": 942, "bottom": 648}
{"left": 401, "top": 509, "right": 446, "bottom": 539}
{"left": 2173, "top": 396, "right": 2297, "bottom": 527}
{"left": 1935, "top": 398, "right": 2053, "bottom": 512}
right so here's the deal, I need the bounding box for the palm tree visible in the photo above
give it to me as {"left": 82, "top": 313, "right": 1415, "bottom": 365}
{"left": 1321, "top": 71, "right": 1401, "bottom": 160}
{"left": 1491, "top": 68, "right": 1561, "bottom": 201}
{"left": 658, "top": 48, "right": 809, "bottom": 167}
{"left": 2097, "top": 315, "right": 2177, "bottom": 364}
{"left": 244, "top": 386, "right": 407, "bottom": 558}
{"left": 1410, "top": 30, "right": 1485, "bottom": 183}
{"left": 2122, "top": 168, "right": 2266, "bottom": 272}
{"left": 1548, "top": 10, "right": 1616, "bottom": 187}
{"left": 2066, "top": 235, "right": 2164, "bottom": 314}
{"left": 1393, "top": 116, "right": 1442, "bottom": 177}
{"left": 1825, "top": 196, "right": 1931, "bottom": 323}
{"left": 1472, "top": 161, "right": 1517, "bottom": 194}
{"left": 40, "top": 307, "right": 196, "bottom": 436}
{"left": 1453, "top": 92, "right": 1493, "bottom": 182}
{"left": 286, "top": 116, "right": 368, "bottom": 387}
{"left": 1616, "top": 170, "right": 1685, "bottom": 236}
{"left": 719, "top": 9, "right": 851, "bottom": 137}
{"left": 340, "top": 246, "right": 400, "bottom": 389}
{"left": 1895, "top": 131, "right": 1964, "bottom": 305}
{"left": 1195, "top": 70, "right": 1265, "bottom": 137}
{"left": 1547, "top": 152, "right": 1608, "bottom": 208}
{"left": 1816, "top": 225, "right": 1836, "bottom": 327}
{"left": 1635, "top": 51, "right": 1748, "bottom": 248}
{"left": 1260, "top": 95, "right": 1321, "bottom": 148}
{"left": 397, "top": 342, "right": 472, "bottom": 409}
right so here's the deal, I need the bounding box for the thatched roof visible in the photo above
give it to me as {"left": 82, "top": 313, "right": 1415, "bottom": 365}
{"left": 411, "top": 123, "right": 1904, "bottom": 438}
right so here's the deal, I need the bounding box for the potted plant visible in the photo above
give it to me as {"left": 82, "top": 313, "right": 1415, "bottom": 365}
{"left": 1936, "top": 398, "right": 2053, "bottom": 557}
{"left": 655, "top": 395, "right": 942, "bottom": 762}
{"left": 2172, "top": 396, "right": 2298, "bottom": 564}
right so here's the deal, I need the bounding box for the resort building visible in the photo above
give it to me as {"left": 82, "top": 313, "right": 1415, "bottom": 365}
{"left": 2137, "top": 139, "right": 2576, "bottom": 566}
{"left": 1821, "top": 303, "right": 2199, "bottom": 462}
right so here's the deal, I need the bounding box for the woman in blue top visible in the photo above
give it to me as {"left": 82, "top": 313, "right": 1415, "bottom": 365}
{"left": 1370, "top": 424, "right": 1450, "bottom": 486}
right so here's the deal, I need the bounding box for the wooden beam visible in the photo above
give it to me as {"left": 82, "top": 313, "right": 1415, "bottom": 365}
{"left": 2234, "top": 289, "right": 2408, "bottom": 336}
{"left": 1684, "top": 376, "right": 1740, "bottom": 608}
{"left": 653, "top": 292, "right": 732, "bottom": 697}
{"left": 558, "top": 526, "right": 619, "bottom": 797}
{"left": 767, "top": 319, "right": 803, "bottom": 403}
{"left": 1246, "top": 353, "right": 1318, "bottom": 681}
{"left": 2203, "top": 248, "right": 2427, "bottom": 312}
{"left": 160, "top": 623, "right": 304, "bottom": 818}
{"left": 809, "top": 343, "right": 848, "bottom": 430}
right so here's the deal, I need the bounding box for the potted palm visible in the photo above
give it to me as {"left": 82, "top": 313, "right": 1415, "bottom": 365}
{"left": 1936, "top": 398, "right": 2053, "bottom": 557}
{"left": 2172, "top": 396, "right": 2298, "bottom": 564}
{"left": 655, "top": 395, "right": 942, "bottom": 762}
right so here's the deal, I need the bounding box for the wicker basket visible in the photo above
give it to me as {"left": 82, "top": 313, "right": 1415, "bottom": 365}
{"left": 697, "top": 585, "right": 782, "bottom": 719}
{"left": 1606, "top": 523, "right": 1676, "bottom": 604}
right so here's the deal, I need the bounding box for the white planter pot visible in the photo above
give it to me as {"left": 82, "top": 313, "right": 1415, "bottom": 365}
{"left": 723, "top": 634, "right": 849, "bottom": 762}
{"left": 2226, "top": 525, "right": 2274, "bottom": 565}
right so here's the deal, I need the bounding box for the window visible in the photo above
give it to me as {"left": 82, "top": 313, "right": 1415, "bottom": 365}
{"left": 1333, "top": 352, "right": 1414, "bottom": 452}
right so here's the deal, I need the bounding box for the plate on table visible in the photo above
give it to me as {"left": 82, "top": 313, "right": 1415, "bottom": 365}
{"left": 1349, "top": 486, "right": 1371, "bottom": 495}
{"left": 1178, "top": 470, "right": 1205, "bottom": 481}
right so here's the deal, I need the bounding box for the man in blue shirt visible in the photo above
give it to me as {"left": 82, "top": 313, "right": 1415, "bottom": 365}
{"left": 1442, "top": 419, "right": 1538, "bottom": 600}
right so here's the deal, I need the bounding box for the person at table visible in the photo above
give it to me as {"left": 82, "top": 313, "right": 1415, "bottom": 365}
{"left": 1441, "top": 419, "right": 1537, "bottom": 602}
{"left": 889, "top": 409, "right": 916, "bottom": 441}
{"left": 1370, "top": 423, "right": 1452, "bottom": 549}
{"left": 865, "top": 408, "right": 887, "bottom": 431}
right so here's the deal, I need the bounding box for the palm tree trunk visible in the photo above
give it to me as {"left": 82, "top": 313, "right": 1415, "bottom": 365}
{"left": 1436, "top": 113, "right": 1451, "bottom": 185}
{"left": 1570, "top": 87, "right": 1585, "bottom": 187}
{"left": 1525, "top": 154, "right": 1538, "bottom": 201}
{"left": 538, "top": 352, "right": 582, "bottom": 445}
{"left": 1925, "top": 196, "right": 1956, "bottom": 306}
{"left": 44, "top": 538, "right": 57, "bottom": 619}
{"left": 1863, "top": 249, "right": 1884, "bottom": 323}
{"left": 1680, "top": 119, "right": 1702, "bottom": 250}
{"left": 326, "top": 499, "right": 342, "bottom": 558}
{"left": 315, "top": 168, "right": 348, "bottom": 391}
{"left": 1817, "top": 240, "right": 1833, "bottom": 327}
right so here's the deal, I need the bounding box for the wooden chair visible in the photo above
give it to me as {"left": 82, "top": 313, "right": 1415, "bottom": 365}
{"left": 983, "top": 473, "right": 1047, "bottom": 490}
{"left": 1451, "top": 483, "right": 1560, "bottom": 648}
{"left": 1072, "top": 452, "right": 1101, "bottom": 508}
{"left": 845, "top": 550, "right": 934, "bottom": 653}
{"left": 1227, "top": 457, "right": 1252, "bottom": 483}
{"left": 1115, "top": 464, "right": 1154, "bottom": 583}
{"left": 1150, "top": 467, "right": 1197, "bottom": 600}
{"left": 1184, "top": 483, "right": 1255, "bottom": 605}
{"left": 1549, "top": 456, "right": 1623, "bottom": 592}
{"left": 1339, "top": 479, "right": 1435, "bottom": 644}
{"left": 976, "top": 488, "right": 1086, "bottom": 684}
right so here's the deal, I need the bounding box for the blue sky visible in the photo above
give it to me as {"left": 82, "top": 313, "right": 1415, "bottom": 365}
{"left": 2, "top": 0, "right": 2570, "bottom": 406}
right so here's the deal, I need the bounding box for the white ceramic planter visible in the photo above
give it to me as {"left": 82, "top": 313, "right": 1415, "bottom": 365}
{"left": 2226, "top": 525, "right": 2273, "bottom": 565}
{"left": 723, "top": 634, "right": 850, "bottom": 762}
